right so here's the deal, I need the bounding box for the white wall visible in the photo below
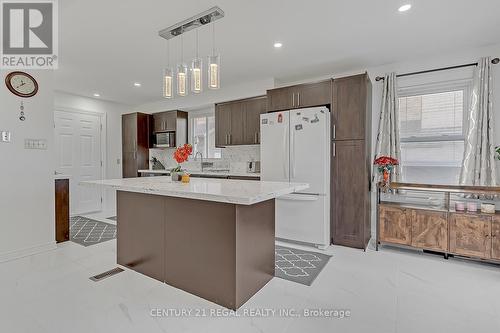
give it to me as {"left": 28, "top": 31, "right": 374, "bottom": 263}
{"left": 0, "top": 70, "right": 56, "bottom": 261}
{"left": 54, "top": 92, "right": 131, "bottom": 214}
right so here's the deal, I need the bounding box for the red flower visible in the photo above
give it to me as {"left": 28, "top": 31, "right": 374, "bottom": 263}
{"left": 173, "top": 144, "right": 193, "bottom": 164}
{"left": 374, "top": 155, "right": 399, "bottom": 166}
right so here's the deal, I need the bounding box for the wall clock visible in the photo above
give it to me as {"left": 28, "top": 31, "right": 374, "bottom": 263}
{"left": 4, "top": 71, "right": 39, "bottom": 98}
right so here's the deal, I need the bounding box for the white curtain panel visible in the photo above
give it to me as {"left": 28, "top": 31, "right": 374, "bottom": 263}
{"left": 374, "top": 72, "right": 403, "bottom": 182}
{"left": 459, "top": 57, "right": 498, "bottom": 187}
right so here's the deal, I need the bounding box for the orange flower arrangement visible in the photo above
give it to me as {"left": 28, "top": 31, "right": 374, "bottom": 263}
{"left": 173, "top": 143, "right": 192, "bottom": 164}
{"left": 171, "top": 144, "right": 192, "bottom": 175}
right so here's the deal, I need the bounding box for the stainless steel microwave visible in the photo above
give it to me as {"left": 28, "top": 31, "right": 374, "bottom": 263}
{"left": 154, "top": 132, "right": 175, "bottom": 148}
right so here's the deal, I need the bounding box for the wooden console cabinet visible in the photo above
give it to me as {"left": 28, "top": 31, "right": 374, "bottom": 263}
{"left": 377, "top": 183, "right": 500, "bottom": 265}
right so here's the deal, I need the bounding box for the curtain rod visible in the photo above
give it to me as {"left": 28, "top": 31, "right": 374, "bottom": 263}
{"left": 375, "top": 57, "right": 500, "bottom": 82}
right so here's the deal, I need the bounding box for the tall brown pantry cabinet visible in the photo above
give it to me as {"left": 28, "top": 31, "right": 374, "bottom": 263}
{"left": 122, "top": 112, "right": 150, "bottom": 178}
{"left": 331, "top": 73, "right": 372, "bottom": 249}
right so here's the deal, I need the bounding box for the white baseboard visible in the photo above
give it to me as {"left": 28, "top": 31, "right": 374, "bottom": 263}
{"left": 0, "top": 241, "right": 57, "bottom": 263}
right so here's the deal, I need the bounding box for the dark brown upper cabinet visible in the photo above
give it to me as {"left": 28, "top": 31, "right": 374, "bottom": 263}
{"left": 122, "top": 112, "right": 150, "bottom": 178}
{"left": 150, "top": 110, "right": 188, "bottom": 148}
{"left": 332, "top": 73, "right": 371, "bottom": 141}
{"left": 152, "top": 110, "right": 183, "bottom": 133}
{"left": 243, "top": 96, "right": 267, "bottom": 144}
{"left": 266, "top": 79, "right": 332, "bottom": 112}
{"left": 215, "top": 96, "right": 267, "bottom": 147}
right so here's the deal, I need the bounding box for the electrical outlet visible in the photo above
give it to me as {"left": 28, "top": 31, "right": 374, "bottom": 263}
{"left": 1, "top": 131, "right": 11, "bottom": 143}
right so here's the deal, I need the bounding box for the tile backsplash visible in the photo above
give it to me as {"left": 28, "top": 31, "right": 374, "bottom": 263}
{"left": 149, "top": 145, "right": 260, "bottom": 174}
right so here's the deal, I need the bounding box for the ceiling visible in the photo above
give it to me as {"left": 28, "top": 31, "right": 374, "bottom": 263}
{"left": 56, "top": 0, "right": 500, "bottom": 106}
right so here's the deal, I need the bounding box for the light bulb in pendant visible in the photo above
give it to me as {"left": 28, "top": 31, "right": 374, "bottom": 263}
{"left": 191, "top": 58, "right": 202, "bottom": 93}
{"left": 177, "top": 64, "right": 188, "bottom": 96}
{"left": 208, "top": 55, "right": 220, "bottom": 89}
{"left": 163, "top": 68, "right": 173, "bottom": 98}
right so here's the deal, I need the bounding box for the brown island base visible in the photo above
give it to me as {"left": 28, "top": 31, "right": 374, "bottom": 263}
{"left": 80, "top": 177, "right": 308, "bottom": 309}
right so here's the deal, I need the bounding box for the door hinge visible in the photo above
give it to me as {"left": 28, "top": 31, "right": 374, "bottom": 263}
{"left": 100, "top": 197, "right": 103, "bottom": 203}
{"left": 100, "top": 161, "right": 103, "bottom": 167}
{"left": 100, "top": 123, "right": 103, "bottom": 131}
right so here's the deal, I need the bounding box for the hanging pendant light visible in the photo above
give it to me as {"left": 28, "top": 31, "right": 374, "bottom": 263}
{"left": 191, "top": 30, "right": 203, "bottom": 93}
{"left": 163, "top": 40, "right": 173, "bottom": 99}
{"left": 207, "top": 22, "right": 220, "bottom": 89}
{"left": 177, "top": 32, "right": 188, "bottom": 96}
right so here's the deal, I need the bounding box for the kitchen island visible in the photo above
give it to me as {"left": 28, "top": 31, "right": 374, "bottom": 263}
{"left": 81, "top": 177, "right": 308, "bottom": 309}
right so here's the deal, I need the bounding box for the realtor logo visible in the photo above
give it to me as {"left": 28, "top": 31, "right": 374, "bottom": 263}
{"left": 1, "top": 0, "right": 58, "bottom": 69}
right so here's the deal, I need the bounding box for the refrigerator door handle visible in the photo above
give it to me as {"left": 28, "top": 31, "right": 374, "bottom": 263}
{"left": 283, "top": 125, "right": 288, "bottom": 179}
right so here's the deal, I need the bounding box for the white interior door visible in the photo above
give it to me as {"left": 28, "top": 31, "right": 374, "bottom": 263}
{"left": 289, "top": 107, "right": 330, "bottom": 195}
{"left": 54, "top": 110, "right": 103, "bottom": 215}
{"left": 260, "top": 111, "right": 290, "bottom": 183}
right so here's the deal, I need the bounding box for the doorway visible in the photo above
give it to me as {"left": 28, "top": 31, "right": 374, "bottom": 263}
{"left": 54, "top": 109, "right": 105, "bottom": 215}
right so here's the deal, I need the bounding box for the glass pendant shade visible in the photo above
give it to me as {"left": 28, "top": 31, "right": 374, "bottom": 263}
{"left": 176, "top": 63, "right": 188, "bottom": 96}
{"left": 207, "top": 55, "right": 220, "bottom": 89}
{"left": 190, "top": 58, "right": 203, "bottom": 93}
{"left": 163, "top": 68, "right": 173, "bottom": 99}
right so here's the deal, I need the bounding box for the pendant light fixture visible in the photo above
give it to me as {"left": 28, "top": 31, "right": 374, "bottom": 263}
{"left": 163, "top": 40, "right": 173, "bottom": 99}
{"left": 207, "top": 22, "right": 220, "bottom": 90}
{"left": 190, "top": 29, "right": 203, "bottom": 93}
{"left": 177, "top": 31, "right": 188, "bottom": 96}
{"left": 159, "top": 7, "right": 225, "bottom": 96}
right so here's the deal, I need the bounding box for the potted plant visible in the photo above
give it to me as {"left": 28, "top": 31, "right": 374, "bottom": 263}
{"left": 374, "top": 155, "right": 399, "bottom": 187}
{"left": 496, "top": 146, "right": 500, "bottom": 161}
{"left": 171, "top": 144, "right": 192, "bottom": 181}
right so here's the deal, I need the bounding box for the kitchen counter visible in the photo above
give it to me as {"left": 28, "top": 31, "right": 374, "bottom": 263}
{"left": 54, "top": 174, "right": 71, "bottom": 180}
{"left": 138, "top": 169, "right": 261, "bottom": 178}
{"left": 81, "top": 177, "right": 306, "bottom": 205}
{"left": 79, "top": 177, "right": 307, "bottom": 310}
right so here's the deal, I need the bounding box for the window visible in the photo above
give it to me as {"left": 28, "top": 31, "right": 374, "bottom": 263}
{"left": 398, "top": 81, "right": 470, "bottom": 184}
{"left": 190, "top": 114, "right": 221, "bottom": 159}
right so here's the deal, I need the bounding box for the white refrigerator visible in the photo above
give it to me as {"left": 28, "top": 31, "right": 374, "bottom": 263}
{"left": 260, "top": 107, "right": 330, "bottom": 248}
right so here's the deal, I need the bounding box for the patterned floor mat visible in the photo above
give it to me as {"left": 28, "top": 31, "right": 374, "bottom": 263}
{"left": 275, "top": 245, "right": 331, "bottom": 286}
{"left": 70, "top": 216, "right": 117, "bottom": 247}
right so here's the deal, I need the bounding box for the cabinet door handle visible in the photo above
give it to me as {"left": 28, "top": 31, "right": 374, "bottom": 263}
{"left": 225, "top": 134, "right": 228, "bottom": 145}
{"left": 292, "top": 93, "right": 295, "bottom": 107}
{"left": 332, "top": 125, "right": 336, "bottom": 139}
{"left": 332, "top": 142, "right": 336, "bottom": 157}
{"left": 297, "top": 92, "right": 300, "bottom": 106}
{"left": 254, "top": 132, "right": 257, "bottom": 144}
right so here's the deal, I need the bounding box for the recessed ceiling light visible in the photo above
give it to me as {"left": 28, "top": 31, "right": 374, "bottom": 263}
{"left": 133, "top": 82, "right": 142, "bottom": 87}
{"left": 273, "top": 42, "right": 283, "bottom": 48}
{"left": 93, "top": 93, "right": 100, "bottom": 97}
{"left": 398, "top": 4, "right": 412, "bottom": 12}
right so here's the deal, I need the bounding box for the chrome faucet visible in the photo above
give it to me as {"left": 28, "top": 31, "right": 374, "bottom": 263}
{"left": 194, "top": 151, "right": 204, "bottom": 171}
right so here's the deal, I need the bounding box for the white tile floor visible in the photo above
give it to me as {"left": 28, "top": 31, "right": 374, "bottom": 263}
{"left": 1, "top": 239, "right": 499, "bottom": 333}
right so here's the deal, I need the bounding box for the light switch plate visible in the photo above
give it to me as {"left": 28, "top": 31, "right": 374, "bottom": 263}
{"left": 24, "top": 139, "right": 48, "bottom": 150}
{"left": 1, "top": 131, "right": 11, "bottom": 143}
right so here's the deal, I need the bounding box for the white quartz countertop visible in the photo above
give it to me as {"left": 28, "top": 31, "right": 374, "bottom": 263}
{"left": 138, "top": 169, "right": 261, "bottom": 178}
{"left": 80, "top": 177, "right": 307, "bottom": 205}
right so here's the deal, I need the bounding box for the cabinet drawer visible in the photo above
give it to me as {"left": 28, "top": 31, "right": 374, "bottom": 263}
{"left": 490, "top": 216, "right": 500, "bottom": 260}
{"left": 379, "top": 205, "right": 411, "bottom": 245}
{"left": 449, "top": 213, "right": 491, "bottom": 259}
{"left": 411, "top": 210, "right": 448, "bottom": 251}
